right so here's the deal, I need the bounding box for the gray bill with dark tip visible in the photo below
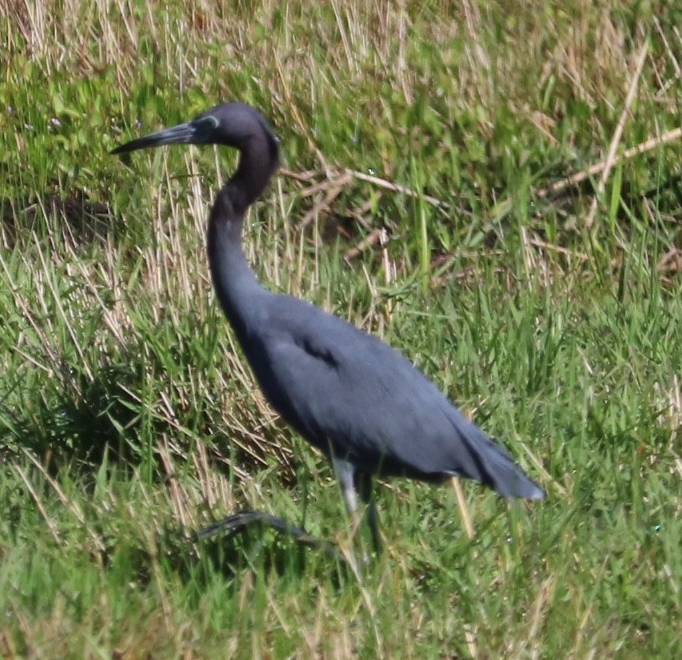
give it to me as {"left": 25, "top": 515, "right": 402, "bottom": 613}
{"left": 110, "top": 121, "right": 197, "bottom": 155}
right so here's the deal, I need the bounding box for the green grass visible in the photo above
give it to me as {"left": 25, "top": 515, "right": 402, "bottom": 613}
{"left": 1, "top": 1, "right": 682, "bottom": 657}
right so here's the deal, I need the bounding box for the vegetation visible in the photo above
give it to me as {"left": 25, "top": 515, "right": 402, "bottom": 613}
{"left": 1, "top": 1, "right": 681, "bottom": 657}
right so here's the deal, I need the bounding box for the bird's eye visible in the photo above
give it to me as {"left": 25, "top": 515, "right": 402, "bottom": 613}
{"left": 194, "top": 115, "right": 219, "bottom": 131}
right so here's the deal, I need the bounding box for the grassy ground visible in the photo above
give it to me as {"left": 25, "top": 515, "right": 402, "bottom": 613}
{"left": 1, "top": 1, "right": 681, "bottom": 657}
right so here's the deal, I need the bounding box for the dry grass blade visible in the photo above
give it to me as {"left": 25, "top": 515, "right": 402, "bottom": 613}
{"left": 653, "top": 17, "right": 682, "bottom": 99}
{"left": 450, "top": 477, "right": 475, "bottom": 540}
{"left": 21, "top": 449, "right": 107, "bottom": 553}
{"left": 657, "top": 247, "right": 682, "bottom": 275}
{"left": 344, "top": 227, "right": 387, "bottom": 260}
{"left": 584, "top": 41, "right": 648, "bottom": 229}
{"left": 538, "top": 126, "right": 682, "bottom": 200}
{"left": 158, "top": 437, "right": 190, "bottom": 529}
{"left": 348, "top": 168, "right": 448, "bottom": 208}
{"left": 279, "top": 168, "right": 320, "bottom": 183}
{"left": 528, "top": 577, "right": 556, "bottom": 647}
{"left": 297, "top": 171, "right": 353, "bottom": 229}
{"left": 13, "top": 464, "right": 61, "bottom": 545}
{"left": 463, "top": 624, "right": 479, "bottom": 660}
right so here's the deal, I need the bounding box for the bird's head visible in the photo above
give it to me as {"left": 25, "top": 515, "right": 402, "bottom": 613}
{"left": 111, "top": 102, "right": 279, "bottom": 160}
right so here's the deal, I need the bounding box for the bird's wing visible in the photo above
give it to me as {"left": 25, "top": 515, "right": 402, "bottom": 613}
{"left": 251, "top": 297, "right": 542, "bottom": 499}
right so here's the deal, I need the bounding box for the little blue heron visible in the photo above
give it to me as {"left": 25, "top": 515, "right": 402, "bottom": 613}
{"left": 112, "top": 102, "right": 544, "bottom": 553}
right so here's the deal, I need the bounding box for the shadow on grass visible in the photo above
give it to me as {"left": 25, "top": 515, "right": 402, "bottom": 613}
{"left": 0, "top": 360, "right": 147, "bottom": 470}
{"left": 1, "top": 190, "right": 123, "bottom": 249}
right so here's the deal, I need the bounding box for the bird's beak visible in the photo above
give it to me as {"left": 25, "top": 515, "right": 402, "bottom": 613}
{"left": 110, "top": 120, "right": 197, "bottom": 155}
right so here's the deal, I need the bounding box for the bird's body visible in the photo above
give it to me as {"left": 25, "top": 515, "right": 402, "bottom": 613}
{"left": 237, "top": 290, "right": 532, "bottom": 491}
{"left": 112, "top": 102, "right": 543, "bottom": 552}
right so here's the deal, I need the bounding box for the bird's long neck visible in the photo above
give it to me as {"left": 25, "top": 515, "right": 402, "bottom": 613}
{"left": 207, "top": 136, "right": 279, "bottom": 343}
{"left": 207, "top": 183, "right": 261, "bottom": 342}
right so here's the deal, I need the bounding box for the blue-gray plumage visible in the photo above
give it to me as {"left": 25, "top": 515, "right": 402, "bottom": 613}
{"left": 112, "top": 102, "right": 544, "bottom": 552}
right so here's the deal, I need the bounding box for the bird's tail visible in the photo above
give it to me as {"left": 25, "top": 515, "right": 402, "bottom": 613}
{"left": 448, "top": 413, "right": 545, "bottom": 499}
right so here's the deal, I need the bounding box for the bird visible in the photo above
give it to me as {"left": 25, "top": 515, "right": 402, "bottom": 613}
{"left": 111, "top": 102, "right": 544, "bottom": 553}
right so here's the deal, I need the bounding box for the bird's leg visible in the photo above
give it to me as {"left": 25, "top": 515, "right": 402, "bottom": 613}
{"left": 358, "top": 472, "right": 383, "bottom": 555}
{"left": 332, "top": 456, "right": 382, "bottom": 559}
{"left": 331, "top": 456, "right": 362, "bottom": 534}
